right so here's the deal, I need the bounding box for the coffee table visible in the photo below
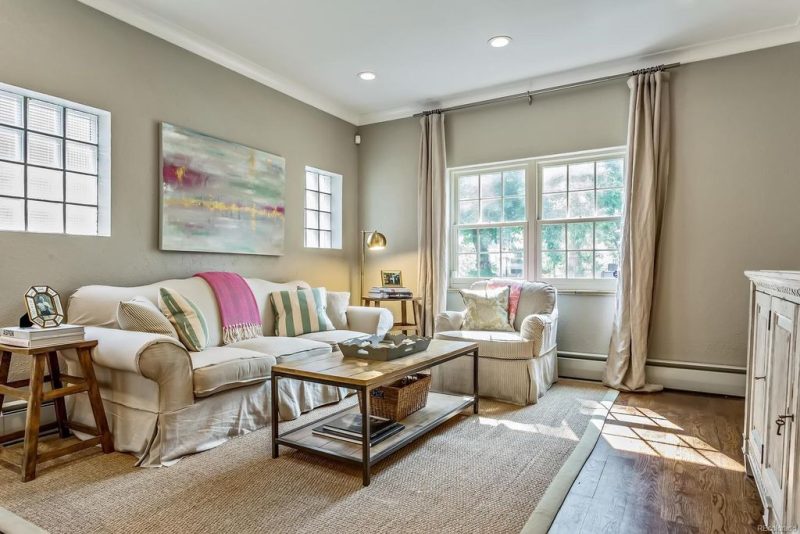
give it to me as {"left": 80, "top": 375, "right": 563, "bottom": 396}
{"left": 270, "top": 339, "right": 479, "bottom": 485}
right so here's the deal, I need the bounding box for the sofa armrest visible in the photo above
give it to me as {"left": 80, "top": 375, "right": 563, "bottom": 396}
{"left": 435, "top": 311, "right": 465, "bottom": 333}
{"left": 519, "top": 309, "right": 558, "bottom": 357}
{"left": 61, "top": 326, "right": 194, "bottom": 412}
{"left": 346, "top": 306, "right": 395, "bottom": 336}
{"left": 67, "top": 326, "right": 184, "bottom": 374}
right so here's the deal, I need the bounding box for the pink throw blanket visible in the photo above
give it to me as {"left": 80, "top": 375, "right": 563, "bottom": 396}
{"left": 487, "top": 279, "right": 524, "bottom": 325}
{"left": 195, "top": 272, "right": 262, "bottom": 344}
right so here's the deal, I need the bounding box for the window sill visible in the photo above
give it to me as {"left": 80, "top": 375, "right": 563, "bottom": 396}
{"left": 556, "top": 288, "right": 616, "bottom": 296}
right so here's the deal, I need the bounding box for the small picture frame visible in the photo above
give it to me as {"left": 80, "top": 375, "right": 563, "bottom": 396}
{"left": 381, "top": 270, "right": 403, "bottom": 288}
{"left": 24, "top": 286, "right": 65, "bottom": 328}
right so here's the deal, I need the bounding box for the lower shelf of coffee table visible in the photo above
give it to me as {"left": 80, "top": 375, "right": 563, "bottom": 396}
{"left": 276, "top": 392, "right": 474, "bottom": 465}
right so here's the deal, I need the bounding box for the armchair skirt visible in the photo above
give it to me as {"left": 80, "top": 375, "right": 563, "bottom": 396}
{"left": 431, "top": 331, "right": 558, "bottom": 405}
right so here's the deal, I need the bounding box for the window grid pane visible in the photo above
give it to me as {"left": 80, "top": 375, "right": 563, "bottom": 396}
{"left": 457, "top": 168, "right": 526, "bottom": 225}
{"left": 538, "top": 156, "right": 624, "bottom": 281}
{"left": 454, "top": 168, "right": 526, "bottom": 279}
{"left": 27, "top": 99, "right": 63, "bottom": 136}
{"left": 304, "top": 169, "right": 339, "bottom": 249}
{"left": 0, "top": 88, "right": 103, "bottom": 235}
{"left": 0, "top": 91, "right": 23, "bottom": 127}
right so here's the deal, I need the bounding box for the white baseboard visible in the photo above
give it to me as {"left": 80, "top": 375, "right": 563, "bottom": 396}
{"left": 558, "top": 354, "right": 746, "bottom": 397}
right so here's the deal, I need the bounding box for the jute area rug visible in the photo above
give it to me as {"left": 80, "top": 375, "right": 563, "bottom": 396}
{"left": 0, "top": 379, "right": 614, "bottom": 534}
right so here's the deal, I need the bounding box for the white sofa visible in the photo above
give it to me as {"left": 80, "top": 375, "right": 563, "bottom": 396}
{"left": 432, "top": 280, "right": 559, "bottom": 405}
{"left": 62, "top": 276, "right": 393, "bottom": 467}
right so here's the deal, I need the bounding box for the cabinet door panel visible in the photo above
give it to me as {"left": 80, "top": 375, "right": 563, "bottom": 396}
{"left": 763, "top": 297, "right": 797, "bottom": 525}
{"left": 749, "top": 291, "right": 771, "bottom": 471}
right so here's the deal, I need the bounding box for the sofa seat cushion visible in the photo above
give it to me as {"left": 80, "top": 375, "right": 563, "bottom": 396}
{"left": 297, "top": 330, "right": 370, "bottom": 346}
{"left": 435, "top": 330, "right": 535, "bottom": 361}
{"left": 227, "top": 336, "right": 331, "bottom": 364}
{"left": 190, "top": 346, "right": 277, "bottom": 397}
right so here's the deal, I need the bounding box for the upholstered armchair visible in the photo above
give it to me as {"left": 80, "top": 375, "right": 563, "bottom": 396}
{"left": 432, "top": 280, "right": 558, "bottom": 405}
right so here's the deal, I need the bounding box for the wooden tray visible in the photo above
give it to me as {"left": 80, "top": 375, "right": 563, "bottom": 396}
{"left": 339, "top": 333, "right": 432, "bottom": 361}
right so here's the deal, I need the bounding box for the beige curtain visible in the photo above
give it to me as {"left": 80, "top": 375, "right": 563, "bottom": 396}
{"left": 417, "top": 113, "right": 448, "bottom": 336}
{"left": 604, "top": 71, "right": 671, "bottom": 392}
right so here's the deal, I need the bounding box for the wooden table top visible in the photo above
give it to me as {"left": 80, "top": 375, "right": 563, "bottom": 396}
{"left": 272, "top": 339, "right": 477, "bottom": 387}
{"left": 362, "top": 297, "right": 420, "bottom": 303}
{"left": 0, "top": 339, "right": 96, "bottom": 356}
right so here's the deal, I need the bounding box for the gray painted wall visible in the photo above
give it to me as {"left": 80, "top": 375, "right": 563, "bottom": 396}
{"left": 360, "top": 42, "right": 800, "bottom": 368}
{"left": 0, "top": 0, "right": 360, "bottom": 335}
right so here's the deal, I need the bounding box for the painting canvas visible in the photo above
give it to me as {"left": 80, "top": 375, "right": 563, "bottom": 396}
{"left": 160, "top": 123, "right": 286, "bottom": 255}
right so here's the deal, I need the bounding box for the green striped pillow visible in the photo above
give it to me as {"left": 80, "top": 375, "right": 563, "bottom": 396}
{"left": 270, "top": 287, "right": 334, "bottom": 337}
{"left": 158, "top": 287, "right": 209, "bottom": 352}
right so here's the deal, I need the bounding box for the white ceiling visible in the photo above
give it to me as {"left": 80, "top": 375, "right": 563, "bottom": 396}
{"left": 80, "top": 0, "right": 800, "bottom": 125}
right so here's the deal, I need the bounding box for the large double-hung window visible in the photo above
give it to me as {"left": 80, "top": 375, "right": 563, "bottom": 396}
{"left": 450, "top": 148, "right": 625, "bottom": 291}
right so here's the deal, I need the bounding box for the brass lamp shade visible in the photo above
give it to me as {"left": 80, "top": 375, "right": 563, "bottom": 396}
{"left": 361, "top": 230, "right": 387, "bottom": 298}
{"left": 365, "top": 231, "right": 387, "bottom": 250}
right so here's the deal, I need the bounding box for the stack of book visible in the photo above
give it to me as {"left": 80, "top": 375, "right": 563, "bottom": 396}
{"left": 368, "top": 287, "right": 413, "bottom": 299}
{"left": 312, "top": 413, "right": 404, "bottom": 446}
{"left": 0, "top": 324, "right": 85, "bottom": 348}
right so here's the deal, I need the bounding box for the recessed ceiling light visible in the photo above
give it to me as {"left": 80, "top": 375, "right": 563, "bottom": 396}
{"left": 488, "top": 36, "right": 512, "bottom": 48}
{"left": 358, "top": 71, "right": 376, "bottom": 81}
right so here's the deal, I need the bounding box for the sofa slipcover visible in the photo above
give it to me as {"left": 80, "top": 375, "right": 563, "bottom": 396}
{"left": 63, "top": 276, "right": 393, "bottom": 466}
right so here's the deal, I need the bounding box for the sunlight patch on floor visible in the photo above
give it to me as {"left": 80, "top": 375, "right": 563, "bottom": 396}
{"left": 608, "top": 406, "right": 683, "bottom": 430}
{"left": 601, "top": 407, "right": 745, "bottom": 472}
{"left": 477, "top": 416, "right": 580, "bottom": 441}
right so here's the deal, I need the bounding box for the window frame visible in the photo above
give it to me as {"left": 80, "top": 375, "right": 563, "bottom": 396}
{"left": 534, "top": 149, "right": 626, "bottom": 292}
{"left": 303, "top": 166, "right": 343, "bottom": 250}
{"left": 450, "top": 163, "right": 530, "bottom": 287}
{"left": 0, "top": 81, "right": 111, "bottom": 236}
{"left": 448, "top": 147, "right": 626, "bottom": 292}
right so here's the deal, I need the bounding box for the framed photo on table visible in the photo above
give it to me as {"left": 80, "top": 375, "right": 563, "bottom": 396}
{"left": 381, "top": 270, "right": 403, "bottom": 288}
{"left": 24, "top": 286, "right": 65, "bottom": 328}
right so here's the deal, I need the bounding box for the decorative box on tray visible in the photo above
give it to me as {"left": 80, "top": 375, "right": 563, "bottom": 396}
{"left": 339, "top": 333, "right": 431, "bottom": 361}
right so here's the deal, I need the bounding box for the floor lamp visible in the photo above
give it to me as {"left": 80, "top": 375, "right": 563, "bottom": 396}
{"left": 360, "top": 230, "right": 387, "bottom": 299}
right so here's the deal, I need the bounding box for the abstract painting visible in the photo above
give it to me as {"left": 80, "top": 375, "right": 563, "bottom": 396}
{"left": 159, "top": 123, "right": 285, "bottom": 255}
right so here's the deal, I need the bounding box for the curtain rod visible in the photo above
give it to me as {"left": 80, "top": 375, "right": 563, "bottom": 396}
{"left": 414, "top": 62, "right": 680, "bottom": 117}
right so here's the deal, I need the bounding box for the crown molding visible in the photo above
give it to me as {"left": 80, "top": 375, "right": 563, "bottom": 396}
{"left": 78, "top": 1, "right": 799, "bottom": 127}
{"left": 358, "top": 19, "right": 800, "bottom": 125}
{"left": 77, "top": 0, "right": 361, "bottom": 125}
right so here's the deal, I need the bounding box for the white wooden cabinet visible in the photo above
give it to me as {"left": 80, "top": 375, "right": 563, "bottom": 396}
{"left": 744, "top": 271, "right": 800, "bottom": 529}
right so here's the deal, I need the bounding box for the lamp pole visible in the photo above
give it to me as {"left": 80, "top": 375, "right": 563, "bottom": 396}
{"left": 360, "top": 230, "right": 367, "bottom": 301}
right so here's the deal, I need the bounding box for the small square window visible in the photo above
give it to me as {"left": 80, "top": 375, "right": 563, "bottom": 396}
{"left": 304, "top": 167, "right": 342, "bottom": 249}
{"left": 0, "top": 83, "right": 109, "bottom": 236}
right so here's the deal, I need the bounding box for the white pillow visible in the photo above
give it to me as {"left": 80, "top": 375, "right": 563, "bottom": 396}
{"left": 460, "top": 286, "right": 515, "bottom": 332}
{"left": 326, "top": 291, "right": 350, "bottom": 330}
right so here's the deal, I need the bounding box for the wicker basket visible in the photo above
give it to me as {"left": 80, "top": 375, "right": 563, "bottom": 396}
{"left": 359, "top": 373, "right": 432, "bottom": 421}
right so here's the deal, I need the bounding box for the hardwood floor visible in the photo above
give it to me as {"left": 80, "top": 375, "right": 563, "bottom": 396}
{"left": 549, "top": 390, "right": 764, "bottom": 533}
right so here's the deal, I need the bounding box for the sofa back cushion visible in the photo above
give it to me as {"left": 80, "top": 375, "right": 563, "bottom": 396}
{"left": 68, "top": 277, "right": 310, "bottom": 347}
{"left": 326, "top": 291, "right": 350, "bottom": 330}
{"left": 470, "top": 279, "right": 557, "bottom": 331}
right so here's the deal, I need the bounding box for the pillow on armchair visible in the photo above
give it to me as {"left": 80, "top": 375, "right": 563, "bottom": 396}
{"left": 459, "top": 286, "right": 515, "bottom": 332}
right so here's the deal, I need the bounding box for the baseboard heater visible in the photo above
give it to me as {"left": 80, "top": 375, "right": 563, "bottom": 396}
{"left": 557, "top": 351, "right": 746, "bottom": 397}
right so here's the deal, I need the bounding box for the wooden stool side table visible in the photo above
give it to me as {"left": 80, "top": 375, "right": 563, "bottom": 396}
{"left": 361, "top": 296, "right": 423, "bottom": 335}
{"left": 0, "top": 339, "right": 113, "bottom": 481}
